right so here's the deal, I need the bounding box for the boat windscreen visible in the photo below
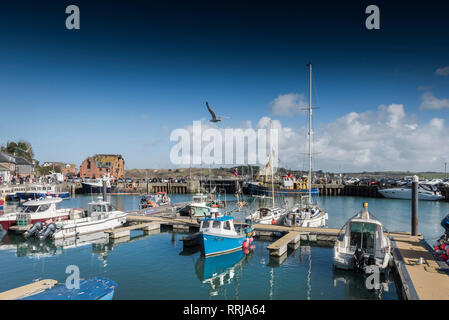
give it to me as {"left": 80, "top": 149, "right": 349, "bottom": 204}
{"left": 22, "top": 205, "right": 39, "bottom": 213}
{"left": 349, "top": 222, "right": 377, "bottom": 253}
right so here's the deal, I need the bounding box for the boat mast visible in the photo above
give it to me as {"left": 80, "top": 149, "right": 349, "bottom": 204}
{"left": 270, "top": 120, "right": 275, "bottom": 208}
{"left": 307, "top": 62, "right": 313, "bottom": 205}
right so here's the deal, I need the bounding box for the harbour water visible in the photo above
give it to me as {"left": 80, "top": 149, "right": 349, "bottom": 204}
{"left": 0, "top": 194, "right": 447, "bottom": 299}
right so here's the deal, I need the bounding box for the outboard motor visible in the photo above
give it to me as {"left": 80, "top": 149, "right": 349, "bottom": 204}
{"left": 24, "top": 221, "right": 44, "bottom": 238}
{"left": 353, "top": 247, "right": 365, "bottom": 273}
{"left": 367, "top": 254, "right": 376, "bottom": 266}
{"left": 38, "top": 223, "right": 57, "bottom": 241}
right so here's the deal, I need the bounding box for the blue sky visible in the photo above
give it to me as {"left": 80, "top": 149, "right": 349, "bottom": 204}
{"left": 0, "top": 1, "right": 448, "bottom": 171}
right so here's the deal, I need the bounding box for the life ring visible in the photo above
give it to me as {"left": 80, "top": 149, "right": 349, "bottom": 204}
{"left": 189, "top": 207, "right": 196, "bottom": 217}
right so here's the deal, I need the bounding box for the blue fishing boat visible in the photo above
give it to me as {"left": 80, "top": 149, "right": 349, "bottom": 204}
{"left": 197, "top": 209, "right": 247, "bottom": 257}
{"left": 21, "top": 277, "right": 117, "bottom": 300}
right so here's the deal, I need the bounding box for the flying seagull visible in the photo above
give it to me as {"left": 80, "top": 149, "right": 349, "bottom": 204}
{"left": 206, "top": 102, "right": 222, "bottom": 122}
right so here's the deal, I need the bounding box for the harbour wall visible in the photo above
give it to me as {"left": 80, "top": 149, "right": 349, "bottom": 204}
{"left": 5, "top": 181, "right": 449, "bottom": 201}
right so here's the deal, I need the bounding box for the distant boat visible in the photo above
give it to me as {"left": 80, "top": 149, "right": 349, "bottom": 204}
{"left": 0, "top": 197, "right": 77, "bottom": 232}
{"left": 15, "top": 184, "right": 70, "bottom": 201}
{"left": 81, "top": 174, "right": 112, "bottom": 194}
{"left": 333, "top": 202, "right": 392, "bottom": 274}
{"left": 19, "top": 277, "right": 117, "bottom": 300}
{"left": 139, "top": 192, "right": 171, "bottom": 209}
{"left": 378, "top": 183, "right": 444, "bottom": 201}
{"left": 197, "top": 208, "right": 247, "bottom": 257}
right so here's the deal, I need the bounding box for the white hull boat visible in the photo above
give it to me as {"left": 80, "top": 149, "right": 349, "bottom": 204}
{"left": 51, "top": 198, "right": 126, "bottom": 240}
{"left": 284, "top": 205, "right": 328, "bottom": 228}
{"left": 379, "top": 183, "right": 444, "bottom": 201}
{"left": 245, "top": 207, "right": 287, "bottom": 225}
{"left": 0, "top": 197, "right": 80, "bottom": 232}
{"left": 333, "top": 202, "right": 392, "bottom": 274}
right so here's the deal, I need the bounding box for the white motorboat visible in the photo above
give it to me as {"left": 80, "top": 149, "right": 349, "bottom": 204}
{"left": 333, "top": 202, "right": 392, "bottom": 274}
{"left": 378, "top": 183, "right": 444, "bottom": 201}
{"left": 0, "top": 197, "right": 79, "bottom": 232}
{"left": 49, "top": 198, "right": 126, "bottom": 240}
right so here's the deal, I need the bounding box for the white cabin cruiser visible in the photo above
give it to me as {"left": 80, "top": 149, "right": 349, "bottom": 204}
{"left": 0, "top": 197, "right": 77, "bottom": 232}
{"left": 49, "top": 198, "right": 126, "bottom": 240}
{"left": 333, "top": 202, "right": 392, "bottom": 274}
{"left": 378, "top": 183, "right": 444, "bottom": 201}
{"left": 245, "top": 207, "right": 287, "bottom": 225}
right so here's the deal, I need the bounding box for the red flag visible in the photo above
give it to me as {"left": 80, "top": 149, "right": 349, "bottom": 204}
{"left": 234, "top": 169, "right": 238, "bottom": 177}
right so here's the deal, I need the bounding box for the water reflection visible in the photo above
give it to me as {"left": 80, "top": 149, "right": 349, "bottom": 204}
{"left": 0, "top": 229, "right": 157, "bottom": 267}
{"left": 332, "top": 268, "right": 396, "bottom": 300}
{"left": 194, "top": 250, "right": 251, "bottom": 297}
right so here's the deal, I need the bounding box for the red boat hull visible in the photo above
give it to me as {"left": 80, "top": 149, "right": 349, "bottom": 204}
{"left": 0, "top": 215, "right": 69, "bottom": 232}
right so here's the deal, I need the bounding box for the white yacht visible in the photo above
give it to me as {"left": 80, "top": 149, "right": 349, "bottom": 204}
{"left": 245, "top": 207, "right": 287, "bottom": 225}
{"left": 283, "top": 62, "right": 328, "bottom": 228}
{"left": 245, "top": 120, "right": 287, "bottom": 225}
{"left": 284, "top": 196, "right": 328, "bottom": 228}
{"left": 50, "top": 198, "right": 126, "bottom": 240}
{"left": 333, "top": 202, "right": 392, "bottom": 274}
{"left": 378, "top": 183, "right": 444, "bottom": 201}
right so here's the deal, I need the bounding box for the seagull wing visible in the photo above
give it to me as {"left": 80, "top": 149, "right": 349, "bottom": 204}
{"left": 206, "top": 102, "right": 217, "bottom": 120}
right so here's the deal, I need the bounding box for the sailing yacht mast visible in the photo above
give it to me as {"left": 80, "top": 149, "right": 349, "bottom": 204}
{"left": 307, "top": 62, "right": 313, "bottom": 205}
{"left": 270, "top": 120, "right": 275, "bottom": 208}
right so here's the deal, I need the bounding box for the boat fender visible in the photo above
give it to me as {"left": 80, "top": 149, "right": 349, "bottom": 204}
{"left": 242, "top": 240, "right": 249, "bottom": 248}
{"left": 440, "top": 254, "right": 448, "bottom": 261}
{"left": 243, "top": 247, "right": 249, "bottom": 255}
{"left": 24, "top": 221, "right": 44, "bottom": 238}
{"left": 249, "top": 245, "right": 255, "bottom": 250}
{"left": 271, "top": 219, "right": 276, "bottom": 225}
{"left": 249, "top": 237, "right": 254, "bottom": 242}
{"left": 434, "top": 245, "right": 440, "bottom": 252}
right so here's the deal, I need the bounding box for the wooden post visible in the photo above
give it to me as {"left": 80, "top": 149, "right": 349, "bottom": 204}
{"left": 411, "top": 175, "right": 418, "bottom": 236}
{"left": 103, "top": 180, "right": 107, "bottom": 202}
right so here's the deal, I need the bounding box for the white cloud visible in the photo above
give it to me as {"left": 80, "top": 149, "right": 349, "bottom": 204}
{"left": 436, "top": 66, "right": 449, "bottom": 76}
{"left": 269, "top": 93, "right": 307, "bottom": 116}
{"left": 419, "top": 92, "right": 449, "bottom": 111}
{"left": 171, "top": 103, "right": 449, "bottom": 172}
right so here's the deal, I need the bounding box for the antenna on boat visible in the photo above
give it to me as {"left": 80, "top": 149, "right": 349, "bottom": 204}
{"left": 270, "top": 120, "right": 275, "bottom": 208}
{"left": 307, "top": 62, "right": 313, "bottom": 206}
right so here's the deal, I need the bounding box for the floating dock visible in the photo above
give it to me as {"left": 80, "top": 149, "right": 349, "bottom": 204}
{"left": 0, "top": 279, "right": 57, "bottom": 300}
{"left": 391, "top": 232, "right": 449, "bottom": 300}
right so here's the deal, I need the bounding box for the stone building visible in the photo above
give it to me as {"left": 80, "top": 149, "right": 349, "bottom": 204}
{"left": 80, "top": 154, "right": 125, "bottom": 179}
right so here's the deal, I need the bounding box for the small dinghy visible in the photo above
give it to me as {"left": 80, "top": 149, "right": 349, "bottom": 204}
{"left": 333, "top": 202, "right": 392, "bottom": 274}
{"left": 0, "top": 278, "right": 117, "bottom": 300}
